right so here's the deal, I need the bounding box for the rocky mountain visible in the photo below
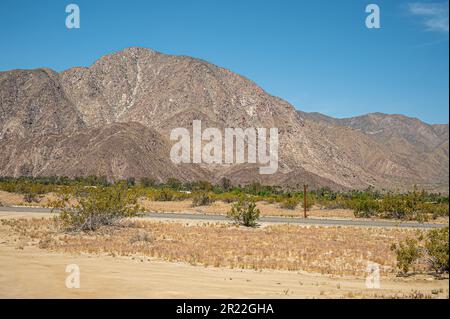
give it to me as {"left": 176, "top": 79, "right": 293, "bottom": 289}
{"left": 0, "top": 47, "right": 448, "bottom": 192}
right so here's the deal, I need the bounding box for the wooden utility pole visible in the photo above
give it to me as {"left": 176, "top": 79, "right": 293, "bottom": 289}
{"left": 303, "top": 184, "right": 308, "bottom": 219}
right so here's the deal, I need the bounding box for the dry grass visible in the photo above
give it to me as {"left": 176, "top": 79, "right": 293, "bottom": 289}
{"left": 1, "top": 217, "right": 431, "bottom": 276}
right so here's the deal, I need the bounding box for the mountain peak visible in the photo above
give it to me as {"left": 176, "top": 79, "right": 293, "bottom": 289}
{"left": 0, "top": 48, "right": 448, "bottom": 192}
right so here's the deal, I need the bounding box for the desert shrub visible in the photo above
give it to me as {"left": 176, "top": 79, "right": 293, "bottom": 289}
{"left": 214, "top": 192, "right": 241, "bottom": 203}
{"left": 0, "top": 200, "right": 3, "bottom": 207}
{"left": 23, "top": 192, "right": 41, "bottom": 203}
{"left": 166, "top": 178, "right": 182, "bottom": 190}
{"left": 151, "top": 188, "right": 176, "bottom": 201}
{"left": 391, "top": 227, "right": 449, "bottom": 275}
{"left": 126, "top": 177, "right": 136, "bottom": 187}
{"left": 220, "top": 177, "right": 232, "bottom": 191}
{"left": 192, "top": 180, "right": 213, "bottom": 192}
{"left": 390, "top": 238, "right": 422, "bottom": 274}
{"left": 191, "top": 192, "right": 214, "bottom": 206}
{"left": 320, "top": 198, "right": 347, "bottom": 210}
{"left": 425, "top": 227, "right": 449, "bottom": 273}
{"left": 352, "top": 198, "right": 381, "bottom": 218}
{"left": 140, "top": 177, "right": 156, "bottom": 188}
{"left": 347, "top": 189, "right": 448, "bottom": 221}
{"left": 424, "top": 202, "right": 449, "bottom": 219}
{"left": 50, "top": 182, "right": 141, "bottom": 232}
{"left": 280, "top": 197, "right": 300, "bottom": 210}
{"left": 227, "top": 200, "right": 260, "bottom": 227}
{"left": 301, "top": 194, "right": 315, "bottom": 211}
{"left": 0, "top": 180, "right": 54, "bottom": 195}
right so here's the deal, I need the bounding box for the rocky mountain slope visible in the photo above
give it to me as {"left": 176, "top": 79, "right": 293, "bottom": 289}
{"left": 1, "top": 47, "right": 448, "bottom": 192}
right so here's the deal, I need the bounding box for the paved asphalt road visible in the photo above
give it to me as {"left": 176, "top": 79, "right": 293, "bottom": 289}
{"left": 0, "top": 206, "right": 446, "bottom": 229}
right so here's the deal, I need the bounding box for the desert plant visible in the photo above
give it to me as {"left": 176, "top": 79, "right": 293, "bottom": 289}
{"left": 351, "top": 198, "right": 380, "bottom": 217}
{"left": 280, "top": 197, "right": 299, "bottom": 210}
{"left": 391, "top": 227, "right": 449, "bottom": 275}
{"left": 191, "top": 192, "right": 213, "bottom": 206}
{"left": 216, "top": 192, "right": 241, "bottom": 203}
{"left": 193, "top": 180, "right": 213, "bottom": 192}
{"left": 140, "top": 177, "right": 156, "bottom": 188}
{"left": 23, "top": 192, "right": 41, "bottom": 203}
{"left": 220, "top": 177, "right": 232, "bottom": 191}
{"left": 424, "top": 227, "right": 449, "bottom": 274}
{"left": 227, "top": 200, "right": 260, "bottom": 227}
{"left": 390, "top": 238, "right": 422, "bottom": 274}
{"left": 50, "top": 182, "right": 141, "bottom": 231}
{"left": 126, "top": 177, "right": 136, "bottom": 187}
{"left": 166, "top": 178, "right": 182, "bottom": 190}
{"left": 152, "top": 188, "right": 176, "bottom": 201}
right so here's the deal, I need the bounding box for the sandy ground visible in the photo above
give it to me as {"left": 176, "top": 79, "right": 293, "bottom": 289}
{"left": 0, "top": 212, "right": 448, "bottom": 299}
{"left": 1, "top": 242, "right": 448, "bottom": 299}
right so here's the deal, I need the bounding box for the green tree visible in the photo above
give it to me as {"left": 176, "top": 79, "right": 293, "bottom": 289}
{"left": 425, "top": 227, "right": 449, "bottom": 273}
{"left": 390, "top": 238, "right": 422, "bottom": 274}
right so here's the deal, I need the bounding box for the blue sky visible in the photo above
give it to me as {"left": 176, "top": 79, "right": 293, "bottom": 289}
{"left": 0, "top": 0, "right": 448, "bottom": 124}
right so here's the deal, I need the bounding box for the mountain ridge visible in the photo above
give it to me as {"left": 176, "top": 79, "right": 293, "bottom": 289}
{"left": 1, "top": 47, "right": 448, "bottom": 192}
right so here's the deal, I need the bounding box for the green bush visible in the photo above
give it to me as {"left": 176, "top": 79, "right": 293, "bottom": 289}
{"left": 50, "top": 182, "right": 141, "bottom": 231}
{"left": 220, "top": 177, "right": 232, "bottom": 191}
{"left": 352, "top": 198, "right": 381, "bottom": 218}
{"left": 390, "top": 238, "right": 422, "bottom": 274}
{"left": 191, "top": 192, "right": 213, "bottom": 206}
{"left": 391, "top": 227, "right": 449, "bottom": 275}
{"left": 227, "top": 200, "right": 260, "bottom": 227}
{"left": 425, "top": 227, "right": 449, "bottom": 273}
{"left": 166, "top": 178, "right": 182, "bottom": 190}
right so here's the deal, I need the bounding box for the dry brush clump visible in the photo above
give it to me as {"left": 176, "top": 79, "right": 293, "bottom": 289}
{"left": 2, "top": 217, "right": 431, "bottom": 276}
{"left": 49, "top": 182, "right": 141, "bottom": 231}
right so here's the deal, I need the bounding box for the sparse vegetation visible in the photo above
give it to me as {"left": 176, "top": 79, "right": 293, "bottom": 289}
{"left": 227, "top": 200, "right": 260, "bottom": 227}
{"left": 0, "top": 177, "right": 448, "bottom": 222}
{"left": 425, "top": 227, "right": 449, "bottom": 273}
{"left": 2, "top": 218, "right": 428, "bottom": 276}
{"left": 280, "top": 197, "right": 299, "bottom": 210}
{"left": 191, "top": 192, "right": 213, "bottom": 207}
{"left": 49, "top": 182, "right": 141, "bottom": 231}
{"left": 23, "top": 192, "right": 40, "bottom": 203}
{"left": 390, "top": 238, "right": 422, "bottom": 274}
{"left": 391, "top": 227, "right": 449, "bottom": 275}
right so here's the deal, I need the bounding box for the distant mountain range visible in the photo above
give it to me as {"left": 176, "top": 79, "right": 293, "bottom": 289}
{"left": 0, "top": 47, "right": 448, "bottom": 192}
